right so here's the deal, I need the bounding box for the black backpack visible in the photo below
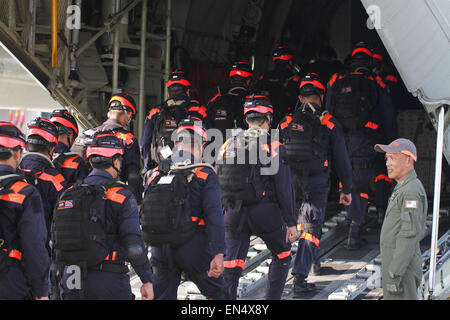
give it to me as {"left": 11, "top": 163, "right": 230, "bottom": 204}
{"left": 331, "top": 73, "right": 375, "bottom": 132}
{"left": 217, "top": 132, "right": 271, "bottom": 211}
{"left": 282, "top": 105, "right": 326, "bottom": 177}
{"left": 140, "top": 166, "right": 199, "bottom": 247}
{"left": 151, "top": 104, "right": 188, "bottom": 164}
{"left": 0, "top": 174, "right": 25, "bottom": 273}
{"left": 52, "top": 182, "right": 119, "bottom": 268}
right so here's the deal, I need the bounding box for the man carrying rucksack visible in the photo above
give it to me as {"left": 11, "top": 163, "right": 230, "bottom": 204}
{"left": 55, "top": 132, "right": 153, "bottom": 300}
{"left": 278, "top": 73, "right": 352, "bottom": 296}
{"left": 50, "top": 109, "right": 89, "bottom": 186}
{"left": 256, "top": 45, "right": 301, "bottom": 127}
{"left": 217, "top": 95, "right": 298, "bottom": 300}
{"left": 0, "top": 122, "right": 50, "bottom": 300}
{"left": 140, "top": 70, "right": 208, "bottom": 171}
{"left": 20, "top": 118, "right": 68, "bottom": 239}
{"left": 326, "top": 42, "right": 397, "bottom": 249}
{"left": 93, "top": 92, "right": 144, "bottom": 207}
{"left": 205, "top": 61, "right": 253, "bottom": 137}
{"left": 141, "top": 119, "right": 226, "bottom": 300}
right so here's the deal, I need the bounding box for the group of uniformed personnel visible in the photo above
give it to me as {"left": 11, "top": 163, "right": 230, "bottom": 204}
{"left": 0, "top": 41, "right": 427, "bottom": 301}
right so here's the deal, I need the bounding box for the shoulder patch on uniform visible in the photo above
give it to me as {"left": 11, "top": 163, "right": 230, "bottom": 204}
{"left": 405, "top": 199, "right": 418, "bottom": 209}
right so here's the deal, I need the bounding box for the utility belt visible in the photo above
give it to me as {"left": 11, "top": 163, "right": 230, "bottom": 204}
{"left": 88, "top": 262, "right": 129, "bottom": 274}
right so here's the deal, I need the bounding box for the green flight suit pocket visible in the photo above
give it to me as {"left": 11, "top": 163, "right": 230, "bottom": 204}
{"left": 399, "top": 211, "right": 415, "bottom": 238}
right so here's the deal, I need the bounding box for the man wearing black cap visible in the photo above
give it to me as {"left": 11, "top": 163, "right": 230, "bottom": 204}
{"left": 375, "top": 138, "right": 427, "bottom": 300}
{"left": 50, "top": 109, "right": 89, "bottom": 185}
{"left": 205, "top": 61, "right": 253, "bottom": 137}
{"left": 140, "top": 70, "right": 207, "bottom": 170}
{"left": 95, "top": 92, "right": 143, "bottom": 207}
{"left": 0, "top": 122, "right": 50, "bottom": 300}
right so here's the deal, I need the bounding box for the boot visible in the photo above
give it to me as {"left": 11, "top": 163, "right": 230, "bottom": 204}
{"left": 293, "top": 274, "right": 316, "bottom": 297}
{"left": 346, "top": 223, "right": 368, "bottom": 250}
{"left": 310, "top": 259, "right": 321, "bottom": 276}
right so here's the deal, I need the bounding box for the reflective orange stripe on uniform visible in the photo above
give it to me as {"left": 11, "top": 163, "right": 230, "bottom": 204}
{"left": 277, "top": 250, "right": 291, "bottom": 259}
{"left": 189, "top": 106, "right": 207, "bottom": 119}
{"left": 280, "top": 115, "right": 293, "bottom": 130}
{"left": 106, "top": 187, "right": 126, "bottom": 204}
{"left": 365, "top": 122, "right": 379, "bottom": 130}
{"left": 224, "top": 259, "right": 245, "bottom": 269}
{"left": 147, "top": 108, "right": 161, "bottom": 120}
{"left": 38, "top": 172, "right": 64, "bottom": 192}
{"left": 270, "top": 141, "right": 283, "bottom": 158}
{"left": 209, "top": 92, "right": 222, "bottom": 103}
{"left": 321, "top": 113, "right": 335, "bottom": 130}
{"left": 375, "top": 76, "right": 386, "bottom": 88}
{"left": 114, "top": 131, "right": 135, "bottom": 146}
{"left": 375, "top": 174, "right": 392, "bottom": 183}
{"left": 299, "top": 232, "right": 320, "bottom": 247}
{"left": 147, "top": 167, "right": 160, "bottom": 185}
{"left": 1, "top": 193, "right": 26, "bottom": 204}
{"left": 62, "top": 156, "right": 80, "bottom": 169}
{"left": 194, "top": 168, "right": 209, "bottom": 180}
{"left": 2, "top": 249, "right": 22, "bottom": 261}
{"left": 104, "top": 251, "right": 118, "bottom": 261}
{"left": 191, "top": 216, "right": 206, "bottom": 226}
{"left": 10, "top": 181, "right": 28, "bottom": 193}
{"left": 360, "top": 193, "right": 369, "bottom": 199}
{"left": 328, "top": 73, "right": 339, "bottom": 88}
{"left": 385, "top": 75, "right": 398, "bottom": 83}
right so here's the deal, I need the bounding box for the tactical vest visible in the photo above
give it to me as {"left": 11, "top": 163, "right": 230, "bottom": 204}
{"left": 0, "top": 174, "right": 26, "bottom": 272}
{"left": 52, "top": 181, "right": 122, "bottom": 268}
{"left": 151, "top": 102, "right": 189, "bottom": 164}
{"left": 217, "top": 131, "right": 273, "bottom": 211}
{"left": 331, "top": 73, "right": 375, "bottom": 132}
{"left": 210, "top": 87, "right": 247, "bottom": 137}
{"left": 282, "top": 107, "right": 327, "bottom": 177}
{"left": 141, "top": 166, "right": 202, "bottom": 247}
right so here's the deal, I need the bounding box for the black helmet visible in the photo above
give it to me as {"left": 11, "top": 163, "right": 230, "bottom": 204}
{"left": 27, "top": 117, "right": 59, "bottom": 146}
{"left": 0, "top": 122, "right": 26, "bottom": 152}
{"left": 229, "top": 61, "right": 253, "bottom": 80}
{"left": 299, "top": 73, "right": 326, "bottom": 97}
{"left": 350, "top": 41, "right": 373, "bottom": 66}
{"left": 243, "top": 94, "right": 274, "bottom": 119}
{"left": 272, "top": 45, "right": 294, "bottom": 63}
{"left": 175, "top": 118, "right": 208, "bottom": 144}
{"left": 167, "top": 70, "right": 191, "bottom": 89}
{"left": 108, "top": 92, "right": 137, "bottom": 118}
{"left": 50, "top": 109, "right": 79, "bottom": 137}
{"left": 86, "top": 132, "right": 124, "bottom": 160}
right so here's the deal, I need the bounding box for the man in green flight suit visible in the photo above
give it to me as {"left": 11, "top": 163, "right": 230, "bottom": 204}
{"left": 374, "top": 138, "right": 428, "bottom": 300}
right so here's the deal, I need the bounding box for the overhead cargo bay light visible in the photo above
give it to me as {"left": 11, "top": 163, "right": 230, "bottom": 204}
{"left": 361, "top": 0, "right": 450, "bottom": 300}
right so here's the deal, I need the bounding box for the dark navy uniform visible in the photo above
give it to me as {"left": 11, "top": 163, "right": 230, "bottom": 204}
{"left": 145, "top": 150, "right": 226, "bottom": 300}
{"left": 205, "top": 85, "right": 248, "bottom": 137}
{"left": 140, "top": 96, "right": 207, "bottom": 170}
{"left": 0, "top": 164, "right": 50, "bottom": 299}
{"left": 59, "top": 169, "right": 153, "bottom": 300}
{"left": 53, "top": 142, "right": 89, "bottom": 185}
{"left": 326, "top": 69, "right": 397, "bottom": 225}
{"left": 95, "top": 118, "right": 143, "bottom": 205}
{"left": 256, "top": 46, "right": 301, "bottom": 126}
{"left": 279, "top": 104, "right": 352, "bottom": 278}
{"left": 20, "top": 153, "right": 67, "bottom": 238}
{"left": 220, "top": 132, "right": 297, "bottom": 300}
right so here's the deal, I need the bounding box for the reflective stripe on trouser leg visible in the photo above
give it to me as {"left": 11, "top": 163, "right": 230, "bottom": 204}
{"left": 224, "top": 237, "right": 250, "bottom": 300}
{"left": 292, "top": 194, "right": 326, "bottom": 276}
{"left": 346, "top": 168, "right": 371, "bottom": 224}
